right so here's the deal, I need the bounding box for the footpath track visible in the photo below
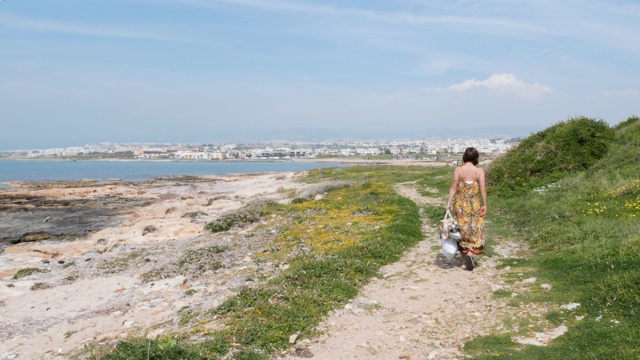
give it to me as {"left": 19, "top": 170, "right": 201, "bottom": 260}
{"left": 283, "top": 181, "right": 547, "bottom": 360}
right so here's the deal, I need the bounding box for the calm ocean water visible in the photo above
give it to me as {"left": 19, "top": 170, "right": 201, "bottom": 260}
{"left": 0, "top": 160, "right": 345, "bottom": 184}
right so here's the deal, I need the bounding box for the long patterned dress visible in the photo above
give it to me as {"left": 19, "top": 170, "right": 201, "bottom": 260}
{"left": 453, "top": 180, "right": 485, "bottom": 255}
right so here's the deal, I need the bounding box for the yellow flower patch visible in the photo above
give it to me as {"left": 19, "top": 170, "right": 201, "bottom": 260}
{"left": 266, "top": 182, "right": 396, "bottom": 258}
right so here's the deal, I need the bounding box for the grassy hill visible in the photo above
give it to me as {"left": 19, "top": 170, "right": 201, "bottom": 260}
{"left": 474, "top": 116, "right": 640, "bottom": 359}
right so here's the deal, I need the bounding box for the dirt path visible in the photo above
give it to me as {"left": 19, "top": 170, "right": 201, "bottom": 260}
{"left": 283, "top": 181, "right": 534, "bottom": 360}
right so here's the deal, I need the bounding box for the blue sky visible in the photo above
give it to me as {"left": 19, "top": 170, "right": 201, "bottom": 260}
{"left": 1, "top": 0, "right": 639, "bottom": 150}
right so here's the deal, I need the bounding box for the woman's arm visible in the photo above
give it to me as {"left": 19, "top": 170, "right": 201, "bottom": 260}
{"left": 479, "top": 168, "right": 487, "bottom": 216}
{"left": 446, "top": 168, "right": 460, "bottom": 211}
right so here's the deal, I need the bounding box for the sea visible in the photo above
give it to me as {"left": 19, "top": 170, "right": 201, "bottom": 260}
{"left": 0, "top": 160, "right": 346, "bottom": 185}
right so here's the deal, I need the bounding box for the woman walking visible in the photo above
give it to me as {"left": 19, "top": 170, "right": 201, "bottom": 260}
{"left": 446, "top": 147, "right": 487, "bottom": 271}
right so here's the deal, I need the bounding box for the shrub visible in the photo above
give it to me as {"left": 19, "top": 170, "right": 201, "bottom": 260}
{"left": 12, "top": 267, "right": 48, "bottom": 279}
{"left": 205, "top": 201, "right": 277, "bottom": 233}
{"left": 487, "top": 116, "right": 614, "bottom": 194}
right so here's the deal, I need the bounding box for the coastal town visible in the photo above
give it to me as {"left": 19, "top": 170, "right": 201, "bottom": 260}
{"left": 0, "top": 137, "right": 519, "bottom": 161}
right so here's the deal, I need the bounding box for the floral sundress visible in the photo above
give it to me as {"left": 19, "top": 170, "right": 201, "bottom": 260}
{"left": 453, "top": 180, "right": 485, "bottom": 255}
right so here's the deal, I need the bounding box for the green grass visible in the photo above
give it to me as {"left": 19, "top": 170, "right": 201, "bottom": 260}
{"left": 12, "top": 267, "right": 49, "bottom": 279}
{"left": 467, "top": 116, "right": 640, "bottom": 359}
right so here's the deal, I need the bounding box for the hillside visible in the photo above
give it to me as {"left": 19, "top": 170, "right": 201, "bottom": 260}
{"left": 479, "top": 116, "right": 640, "bottom": 358}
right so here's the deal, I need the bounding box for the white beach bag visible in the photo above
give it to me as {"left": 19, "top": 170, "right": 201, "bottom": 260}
{"left": 441, "top": 211, "right": 458, "bottom": 261}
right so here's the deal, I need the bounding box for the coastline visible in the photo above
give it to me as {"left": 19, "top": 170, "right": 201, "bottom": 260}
{"left": 1, "top": 156, "right": 447, "bottom": 165}
{"left": 0, "top": 171, "right": 312, "bottom": 358}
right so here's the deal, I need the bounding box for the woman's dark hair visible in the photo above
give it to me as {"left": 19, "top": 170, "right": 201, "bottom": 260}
{"left": 462, "top": 147, "right": 479, "bottom": 165}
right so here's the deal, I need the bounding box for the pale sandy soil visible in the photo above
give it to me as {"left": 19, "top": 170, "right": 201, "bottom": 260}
{"left": 0, "top": 171, "right": 565, "bottom": 360}
{"left": 0, "top": 172, "right": 307, "bottom": 359}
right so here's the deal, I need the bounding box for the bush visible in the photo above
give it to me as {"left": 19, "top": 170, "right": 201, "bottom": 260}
{"left": 205, "top": 201, "right": 277, "bottom": 233}
{"left": 487, "top": 116, "right": 614, "bottom": 194}
{"left": 12, "top": 267, "right": 48, "bottom": 279}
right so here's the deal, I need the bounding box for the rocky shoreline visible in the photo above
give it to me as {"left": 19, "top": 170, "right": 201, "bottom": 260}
{"left": 0, "top": 172, "right": 312, "bottom": 359}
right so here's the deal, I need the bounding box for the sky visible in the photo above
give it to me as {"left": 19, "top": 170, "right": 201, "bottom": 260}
{"left": 1, "top": 0, "right": 639, "bottom": 150}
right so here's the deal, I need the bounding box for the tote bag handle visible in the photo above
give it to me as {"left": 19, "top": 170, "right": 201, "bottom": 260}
{"left": 444, "top": 210, "right": 453, "bottom": 220}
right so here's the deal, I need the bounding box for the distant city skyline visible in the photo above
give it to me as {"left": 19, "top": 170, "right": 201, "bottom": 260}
{"left": 1, "top": 1, "right": 638, "bottom": 151}
{"left": 0, "top": 126, "right": 529, "bottom": 152}
{"left": 2, "top": 136, "right": 518, "bottom": 159}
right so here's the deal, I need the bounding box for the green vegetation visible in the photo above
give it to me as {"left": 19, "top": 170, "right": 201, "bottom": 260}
{"left": 141, "top": 245, "right": 228, "bottom": 282}
{"left": 12, "top": 267, "right": 49, "bottom": 279}
{"left": 182, "top": 211, "right": 209, "bottom": 219}
{"left": 98, "top": 249, "right": 148, "bottom": 274}
{"left": 205, "top": 201, "right": 276, "bottom": 233}
{"left": 487, "top": 116, "right": 615, "bottom": 195}
{"left": 471, "top": 116, "right": 640, "bottom": 359}
{"left": 30, "top": 282, "right": 51, "bottom": 290}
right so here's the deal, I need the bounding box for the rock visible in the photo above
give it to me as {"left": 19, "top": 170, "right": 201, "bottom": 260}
{"left": 548, "top": 325, "right": 568, "bottom": 339}
{"left": 96, "top": 331, "right": 120, "bottom": 342}
{"left": 142, "top": 225, "right": 157, "bottom": 236}
{"left": 399, "top": 351, "right": 414, "bottom": 359}
{"left": 515, "top": 337, "right": 543, "bottom": 346}
{"left": 560, "top": 302, "right": 580, "bottom": 310}
{"left": 80, "top": 337, "right": 96, "bottom": 347}
{"left": 20, "top": 231, "right": 60, "bottom": 242}
{"left": 243, "top": 256, "right": 252, "bottom": 263}
{"left": 488, "top": 282, "right": 503, "bottom": 291}
{"left": 353, "top": 298, "right": 379, "bottom": 309}
{"left": 147, "top": 328, "right": 165, "bottom": 339}
{"left": 294, "top": 348, "right": 313, "bottom": 358}
{"left": 428, "top": 350, "right": 438, "bottom": 359}
{"left": 289, "top": 333, "right": 298, "bottom": 344}
{"left": 521, "top": 277, "right": 537, "bottom": 285}
{"left": 541, "top": 283, "right": 552, "bottom": 290}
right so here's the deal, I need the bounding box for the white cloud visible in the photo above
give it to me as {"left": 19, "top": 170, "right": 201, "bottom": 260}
{"left": 450, "top": 73, "right": 553, "bottom": 97}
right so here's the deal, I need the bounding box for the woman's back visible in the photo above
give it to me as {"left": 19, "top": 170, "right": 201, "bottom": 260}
{"left": 456, "top": 163, "right": 483, "bottom": 184}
